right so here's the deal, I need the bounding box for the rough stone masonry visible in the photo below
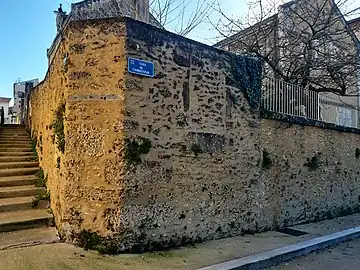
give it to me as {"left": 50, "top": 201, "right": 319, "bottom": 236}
{"left": 28, "top": 17, "right": 360, "bottom": 253}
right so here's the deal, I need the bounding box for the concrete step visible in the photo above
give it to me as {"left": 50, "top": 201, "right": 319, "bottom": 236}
{"left": 0, "top": 152, "right": 34, "bottom": 157}
{"left": 0, "top": 139, "right": 31, "bottom": 143}
{"left": 0, "top": 156, "right": 37, "bottom": 163}
{"left": 0, "top": 162, "right": 39, "bottom": 170}
{"left": 0, "top": 141, "right": 31, "bottom": 145}
{"left": 0, "top": 133, "right": 29, "bottom": 137}
{"left": 0, "top": 146, "right": 32, "bottom": 152}
{"left": 0, "top": 186, "right": 45, "bottom": 199}
{"left": 0, "top": 148, "right": 32, "bottom": 152}
{"left": 0, "top": 209, "right": 53, "bottom": 233}
{"left": 0, "top": 133, "right": 30, "bottom": 136}
{"left": 0, "top": 175, "right": 38, "bottom": 187}
{"left": 0, "top": 167, "right": 39, "bottom": 177}
{"left": 0, "top": 143, "right": 31, "bottom": 148}
{"left": 0, "top": 196, "right": 48, "bottom": 212}
{"left": 0, "top": 132, "right": 29, "bottom": 136}
{"left": 0, "top": 227, "right": 59, "bottom": 251}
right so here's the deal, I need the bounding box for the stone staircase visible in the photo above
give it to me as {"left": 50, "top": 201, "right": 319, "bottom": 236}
{"left": 0, "top": 125, "right": 58, "bottom": 250}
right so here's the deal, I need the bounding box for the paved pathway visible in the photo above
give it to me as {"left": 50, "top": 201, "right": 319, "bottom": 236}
{"left": 270, "top": 238, "right": 360, "bottom": 270}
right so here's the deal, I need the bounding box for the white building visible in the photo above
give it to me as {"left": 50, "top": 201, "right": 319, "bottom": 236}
{"left": 13, "top": 79, "right": 39, "bottom": 124}
{"left": 0, "top": 97, "right": 12, "bottom": 124}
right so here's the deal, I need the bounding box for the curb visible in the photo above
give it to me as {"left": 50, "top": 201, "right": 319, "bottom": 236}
{"left": 198, "top": 226, "right": 360, "bottom": 270}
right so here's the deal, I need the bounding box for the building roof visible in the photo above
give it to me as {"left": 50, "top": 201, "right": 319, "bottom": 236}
{"left": 215, "top": 0, "right": 359, "bottom": 48}
{"left": 214, "top": 15, "right": 278, "bottom": 48}
{"left": 348, "top": 17, "right": 360, "bottom": 25}
{"left": 0, "top": 97, "right": 11, "bottom": 103}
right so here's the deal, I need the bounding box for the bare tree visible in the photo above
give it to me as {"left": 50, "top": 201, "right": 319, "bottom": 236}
{"left": 149, "top": 0, "right": 215, "bottom": 36}
{"left": 65, "top": 0, "right": 215, "bottom": 36}
{"left": 213, "top": 0, "right": 360, "bottom": 96}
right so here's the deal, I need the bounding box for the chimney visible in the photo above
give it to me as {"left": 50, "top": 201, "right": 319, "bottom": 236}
{"left": 134, "top": 0, "right": 150, "bottom": 23}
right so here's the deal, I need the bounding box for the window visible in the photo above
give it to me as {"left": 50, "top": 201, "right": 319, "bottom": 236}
{"left": 337, "top": 107, "right": 352, "bottom": 127}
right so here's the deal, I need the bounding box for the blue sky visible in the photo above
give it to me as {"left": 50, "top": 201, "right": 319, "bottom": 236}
{"left": 0, "top": 0, "right": 63, "bottom": 98}
{"left": 0, "top": 0, "right": 244, "bottom": 99}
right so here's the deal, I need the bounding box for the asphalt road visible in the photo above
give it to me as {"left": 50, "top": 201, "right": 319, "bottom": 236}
{"left": 270, "top": 238, "right": 360, "bottom": 270}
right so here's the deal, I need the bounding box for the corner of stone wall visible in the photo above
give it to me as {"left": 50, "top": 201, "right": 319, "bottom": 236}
{"left": 30, "top": 18, "right": 130, "bottom": 246}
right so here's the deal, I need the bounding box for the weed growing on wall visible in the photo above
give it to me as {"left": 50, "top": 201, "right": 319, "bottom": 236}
{"left": 124, "top": 137, "right": 152, "bottom": 167}
{"left": 190, "top": 143, "right": 203, "bottom": 157}
{"left": 35, "top": 169, "right": 47, "bottom": 187}
{"left": 32, "top": 190, "right": 50, "bottom": 208}
{"left": 77, "top": 229, "right": 118, "bottom": 254}
{"left": 56, "top": 157, "right": 61, "bottom": 169}
{"left": 30, "top": 137, "right": 38, "bottom": 157}
{"left": 262, "top": 149, "right": 272, "bottom": 169}
{"left": 50, "top": 104, "right": 66, "bottom": 153}
{"left": 305, "top": 153, "right": 321, "bottom": 170}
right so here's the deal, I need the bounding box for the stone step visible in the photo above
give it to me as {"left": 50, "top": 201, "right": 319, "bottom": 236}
{"left": 0, "top": 209, "right": 53, "bottom": 233}
{"left": 0, "top": 167, "right": 39, "bottom": 178}
{"left": 0, "top": 143, "right": 31, "bottom": 147}
{"left": 0, "top": 133, "right": 29, "bottom": 137}
{"left": 0, "top": 132, "right": 29, "bottom": 136}
{"left": 0, "top": 162, "right": 39, "bottom": 169}
{"left": 0, "top": 196, "right": 48, "bottom": 212}
{"left": 0, "top": 148, "right": 32, "bottom": 152}
{"left": 0, "top": 167, "right": 39, "bottom": 177}
{"left": 0, "top": 227, "right": 59, "bottom": 251}
{"left": 0, "top": 186, "right": 44, "bottom": 199}
{"left": 0, "top": 132, "right": 29, "bottom": 135}
{"left": 0, "top": 175, "right": 38, "bottom": 187}
{"left": 0, "top": 146, "right": 32, "bottom": 152}
{"left": 0, "top": 156, "right": 37, "bottom": 163}
{"left": 0, "top": 140, "right": 31, "bottom": 144}
{"left": 0, "top": 125, "right": 26, "bottom": 128}
{"left": 0, "top": 139, "right": 31, "bottom": 143}
{"left": 0, "top": 152, "right": 34, "bottom": 157}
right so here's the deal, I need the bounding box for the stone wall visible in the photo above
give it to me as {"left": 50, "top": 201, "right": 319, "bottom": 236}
{"left": 29, "top": 17, "right": 360, "bottom": 253}
{"left": 29, "top": 18, "right": 128, "bottom": 242}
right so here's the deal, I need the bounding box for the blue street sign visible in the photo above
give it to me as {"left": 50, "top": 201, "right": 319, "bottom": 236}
{"left": 128, "top": 57, "right": 155, "bottom": 77}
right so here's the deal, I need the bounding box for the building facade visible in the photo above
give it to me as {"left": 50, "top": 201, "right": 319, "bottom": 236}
{"left": 0, "top": 97, "right": 11, "bottom": 124}
{"left": 349, "top": 17, "right": 360, "bottom": 41}
{"left": 216, "top": 0, "right": 360, "bottom": 128}
{"left": 13, "top": 79, "right": 39, "bottom": 124}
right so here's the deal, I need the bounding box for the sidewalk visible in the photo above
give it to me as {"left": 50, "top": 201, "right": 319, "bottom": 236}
{"left": 1, "top": 213, "right": 360, "bottom": 270}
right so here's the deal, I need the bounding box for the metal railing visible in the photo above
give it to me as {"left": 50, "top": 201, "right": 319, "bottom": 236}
{"left": 262, "top": 77, "right": 320, "bottom": 120}
{"left": 261, "top": 76, "right": 359, "bottom": 128}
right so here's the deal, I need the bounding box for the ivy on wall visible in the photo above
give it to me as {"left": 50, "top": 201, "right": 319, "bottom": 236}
{"left": 226, "top": 55, "right": 264, "bottom": 111}
{"left": 50, "top": 104, "right": 66, "bottom": 153}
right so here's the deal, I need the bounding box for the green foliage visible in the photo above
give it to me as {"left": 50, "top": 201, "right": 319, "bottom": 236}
{"left": 78, "top": 230, "right": 101, "bottom": 251}
{"left": 190, "top": 143, "right": 203, "bottom": 157}
{"left": 35, "top": 169, "right": 47, "bottom": 187}
{"left": 262, "top": 149, "right": 272, "bottom": 169}
{"left": 305, "top": 153, "right": 321, "bottom": 170}
{"left": 32, "top": 190, "right": 50, "bottom": 208}
{"left": 77, "top": 230, "right": 118, "bottom": 254}
{"left": 356, "top": 148, "right": 360, "bottom": 159}
{"left": 50, "top": 104, "right": 66, "bottom": 153}
{"left": 56, "top": 157, "right": 61, "bottom": 169}
{"left": 124, "top": 137, "right": 152, "bottom": 167}
{"left": 30, "top": 137, "right": 38, "bottom": 157}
